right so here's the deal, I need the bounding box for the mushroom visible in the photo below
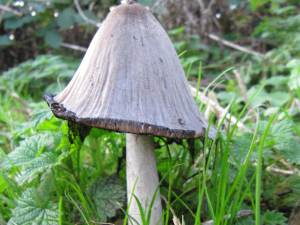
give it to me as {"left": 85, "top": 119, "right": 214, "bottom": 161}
{"left": 45, "top": 1, "right": 215, "bottom": 224}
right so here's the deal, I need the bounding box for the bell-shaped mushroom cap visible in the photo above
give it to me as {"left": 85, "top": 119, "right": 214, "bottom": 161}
{"left": 45, "top": 3, "right": 216, "bottom": 139}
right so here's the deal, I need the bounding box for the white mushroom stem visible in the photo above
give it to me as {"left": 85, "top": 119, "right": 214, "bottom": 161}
{"left": 126, "top": 134, "right": 162, "bottom": 225}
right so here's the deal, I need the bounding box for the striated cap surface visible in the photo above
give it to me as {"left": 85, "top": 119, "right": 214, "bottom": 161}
{"left": 45, "top": 3, "right": 216, "bottom": 139}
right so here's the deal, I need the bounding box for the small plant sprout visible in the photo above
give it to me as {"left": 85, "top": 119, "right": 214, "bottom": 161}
{"left": 45, "top": 1, "right": 215, "bottom": 224}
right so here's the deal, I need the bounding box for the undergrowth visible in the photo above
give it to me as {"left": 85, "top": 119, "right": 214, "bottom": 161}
{"left": 0, "top": 53, "right": 299, "bottom": 225}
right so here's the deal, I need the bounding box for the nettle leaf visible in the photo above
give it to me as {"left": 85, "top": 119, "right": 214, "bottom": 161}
{"left": 3, "top": 133, "right": 60, "bottom": 184}
{"left": 263, "top": 210, "right": 288, "bottom": 225}
{"left": 16, "top": 103, "right": 53, "bottom": 134}
{"left": 231, "top": 133, "right": 255, "bottom": 165}
{"left": 8, "top": 189, "right": 58, "bottom": 225}
{"left": 269, "top": 120, "right": 300, "bottom": 165}
{"left": 1, "top": 54, "right": 77, "bottom": 98}
{"left": 277, "top": 138, "right": 300, "bottom": 165}
{"left": 236, "top": 216, "right": 255, "bottom": 225}
{"left": 16, "top": 152, "right": 57, "bottom": 184}
{"left": 89, "top": 176, "right": 125, "bottom": 222}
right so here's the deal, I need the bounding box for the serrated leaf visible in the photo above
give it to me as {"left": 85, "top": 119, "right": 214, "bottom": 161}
{"left": 17, "top": 103, "right": 53, "bottom": 133}
{"left": 89, "top": 176, "right": 125, "bottom": 222}
{"left": 2, "top": 133, "right": 60, "bottom": 184}
{"left": 231, "top": 133, "right": 255, "bottom": 164}
{"left": 269, "top": 120, "right": 300, "bottom": 165}
{"left": 236, "top": 216, "right": 255, "bottom": 225}
{"left": 0, "top": 55, "right": 78, "bottom": 99}
{"left": 8, "top": 189, "right": 58, "bottom": 225}
{"left": 277, "top": 138, "right": 300, "bottom": 165}
{"left": 263, "top": 210, "right": 288, "bottom": 225}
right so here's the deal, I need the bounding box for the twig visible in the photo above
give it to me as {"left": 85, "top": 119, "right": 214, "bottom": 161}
{"left": 202, "top": 210, "right": 253, "bottom": 225}
{"left": 11, "top": 92, "right": 32, "bottom": 116}
{"left": 280, "top": 159, "right": 294, "bottom": 170}
{"left": 289, "top": 99, "right": 300, "bottom": 115}
{"left": 266, "top": 165, "right": 300, "bottom": 176}
{"left": 151, "top": 0, "right": 165, "bottom": 12}
{"left": 189, "top": 85, "right": 251, "bottom": 132}
{"left": 73, "top": 0, "right": 100, "bottom": 27}
{"left": 252, "top": 162, "right": 300, "bottom": 176}
{"left": 0, "top": 1, "right": 17, "bottom": 24}
{"left": 61, "top": 42, "right": 87, "bottom": 52}
{"left": 207, "top": 0, "right": 216, "bottom": 11}
{"left": 206, "top": 33, "right": 264, "bottom": 58}
{"left": 0, "top": 4, "right": 22, "bottom": 16}
{"left": 233, "top": 70, "right": 248, "bottom": 101}
{"left": 121, "top": 0, "right": 137, "bottom": 4}
{"left": 197, "top": 0, "right": 206, "bottom": 12}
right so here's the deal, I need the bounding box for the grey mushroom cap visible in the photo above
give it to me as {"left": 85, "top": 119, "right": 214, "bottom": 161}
{"left": 45, "top": 3, "right": 216, "bottom": 139}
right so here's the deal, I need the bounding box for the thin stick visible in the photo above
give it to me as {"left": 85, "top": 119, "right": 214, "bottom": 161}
{"left": 0, "top": 4, "right": 22, "bottom": 16}
{"left": 202, "top": 210, "right": 253, "bottom": 225}
{"left": 234, "top": 70, "right": 248, "bottom": 101}
{"left": 61, "top": 42, "right": 87, "bottom": 52}
{"left": 121, "top": 0, "right": 137, "bottom": 4}
{"left": 206, "top": 33, "right": 264, "bottom": 58}
{"left": 73, "top": 0, "right": 100, "bottom": 27}
{"left": 266, "top": 165, "right": 300, "bottom": 176}
{"left": 189, "top": 85, "right": 250, "bottom": 132}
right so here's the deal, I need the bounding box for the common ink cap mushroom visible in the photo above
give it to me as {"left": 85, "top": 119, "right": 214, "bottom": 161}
{"left": 45, "top": 1, "right": 216, "bottom": 224}
{"left": 44, "top": 2, "right": 216, "bottom": 139}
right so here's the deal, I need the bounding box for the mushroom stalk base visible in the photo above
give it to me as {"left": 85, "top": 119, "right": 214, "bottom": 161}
{"left": 126, "top": 134, "right": 162, "bottom": 225}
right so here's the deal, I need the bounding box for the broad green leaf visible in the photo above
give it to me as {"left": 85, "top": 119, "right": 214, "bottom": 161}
{"left": 44, "top": 31, "right": 62, "bottom": 48}
{"left": 267, "top": 92, "right": 290, "bottom": 107}
{"left": 8, "top": 189, "right": 58, "bottom": 225}
{"left": 264, "top": 76, "right": 288, "bottom": 87}
{"left": 56, "top": 8, "right": 76, "bottom": 29}
{"left": 0, "top": 175, "right": 7, "bottom": 194}
{"left": 89, "top": 176, "right": 125, "bottom": 221}
{"left": 0, "top": 35, "right": 12, "bottom": 46}
{"left": 4, "top": 19, "right": 24, "bottom": 30}
{"left": 250, "top": 0, "right": 271, "bottom": 11}
{"left": 4, "top": 16, "right": 35, "bottom": 30}
{"left": 247, "top": 87, "right": 289, "bottom": 107}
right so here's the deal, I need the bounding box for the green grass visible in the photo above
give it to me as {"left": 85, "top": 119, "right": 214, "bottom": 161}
{"left": 0, "top": 55, "right": 299, "bottom": 225}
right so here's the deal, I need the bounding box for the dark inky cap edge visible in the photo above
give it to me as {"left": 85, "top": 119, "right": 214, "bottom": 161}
{"left": 44, "top": 94, "right": 214, "bottom": 139}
